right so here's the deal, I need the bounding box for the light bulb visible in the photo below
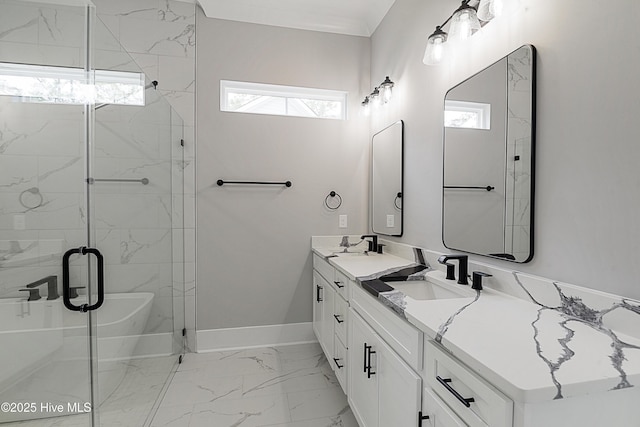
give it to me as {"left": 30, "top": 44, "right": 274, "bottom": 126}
{"left": 370, "top": 88, "right": 381, "bottom": 108}
{"left": 379, "top": 76, "right": 394, "bottom": 102}
{"left": 423, "top": 26, "right": 447, "bottom": 65}
{"left": 448, "top": 4, "right": 481, "bottom": 41}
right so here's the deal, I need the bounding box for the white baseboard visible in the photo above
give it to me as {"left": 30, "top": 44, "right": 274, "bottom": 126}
{"left": 196, "top": 322, "right": 316, "bottom": 353}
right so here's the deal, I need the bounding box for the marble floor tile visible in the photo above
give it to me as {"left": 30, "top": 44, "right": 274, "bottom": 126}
{"left": 188, "top": 394, "right": 291, "bottom": 427}
{"left": 242, "top": 367, "right": 334, "bottom": 398}
{"left": 287, "top": 386, "right": 351, "bottom": 422}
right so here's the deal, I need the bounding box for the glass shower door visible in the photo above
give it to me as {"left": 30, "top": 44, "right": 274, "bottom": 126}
{"left": 0, "top": 1, "right": 97, "bottom": 425}
{"left": 0, "top": 1, "right": 185, "bottom": 426}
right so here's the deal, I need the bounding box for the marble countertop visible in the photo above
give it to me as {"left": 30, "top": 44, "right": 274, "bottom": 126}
{"left": 312, "top": 244, "right": 640, "bottom": 404}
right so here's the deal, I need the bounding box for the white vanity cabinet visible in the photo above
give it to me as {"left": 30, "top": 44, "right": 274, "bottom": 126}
{"left": 312, "top": 254, "right": 350, "bottom": 394}
{"left": 424, "top": 340, "right": 512, "bottom": 427}
{"left": 348, "top": 285, "right": 423, "bottom": 427}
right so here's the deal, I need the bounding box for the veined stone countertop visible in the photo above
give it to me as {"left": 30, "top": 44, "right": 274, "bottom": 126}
{"left": 312, "top": 242, "right": 640, "bottom": 405}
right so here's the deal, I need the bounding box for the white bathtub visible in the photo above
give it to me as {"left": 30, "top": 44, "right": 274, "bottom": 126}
{"left": 0, "top": 293, "right": 153, "bottom": 422}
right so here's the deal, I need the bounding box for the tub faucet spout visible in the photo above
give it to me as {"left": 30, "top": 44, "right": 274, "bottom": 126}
{"left": 26, "top": 275, "right": 59, "bottom": 300}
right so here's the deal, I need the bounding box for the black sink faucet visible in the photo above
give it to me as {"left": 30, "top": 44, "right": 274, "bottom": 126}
{"left": 361, "top": 235, "right": 378, "bottom": 252}
{"left": 25, "top": 275, "right": 59, "bottom": 300}
{"left": 437, "top": 255, "right": 468, "bottom": 285}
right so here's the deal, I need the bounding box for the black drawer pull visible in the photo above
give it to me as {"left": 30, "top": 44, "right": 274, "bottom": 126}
{"left": 333, "top": 358, "right": 344, "bottom": 369}
{"left": 363, "top": 343, "right": 368, "bottom": 373}
{"left": 316, "top": 285, "right": 323, "bottom": 302}
{"left": 333, "top": 314, "right": 344, "bottom": 324}
{"left": 418, "top": 412, "right": 430, "bottom": 427}
{"left": 436, "top": 376, "right": 475, "bottom": 407}
{"left": 334, "top": 281, "right": 345, "bottom": 288}
{"left": 367, "top": 346, "right": 376, "bottom": 378}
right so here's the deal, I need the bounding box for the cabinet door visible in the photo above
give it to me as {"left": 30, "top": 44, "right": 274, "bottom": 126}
{"left": 312, "top": 271, "right": 324, "bottom": 344}
{"left": 422, "top": 387, "right": 467, "bottom": 427}
{"left": 321, "top": 280, "right": 335, "bottom": 361}
{"left": 378, "top": 336, "right": 422, "bottom": 427}
{"left": 348, "top": 309, "right": 379, "bottom": 427}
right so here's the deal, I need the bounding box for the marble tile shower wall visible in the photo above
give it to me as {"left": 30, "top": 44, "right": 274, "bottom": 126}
{"left": 0, "top": 0, "right": 197, "bottom": 340}
{"left": 92, "top": 0, "right": 197, "bottom": 340}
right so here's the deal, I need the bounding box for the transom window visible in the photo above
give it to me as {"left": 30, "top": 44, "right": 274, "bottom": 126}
{"left": 444, "top": 100, "right": 491, "bottom": 129}
{"left": 220, "top": 80, "right": 347, "bottom": 120}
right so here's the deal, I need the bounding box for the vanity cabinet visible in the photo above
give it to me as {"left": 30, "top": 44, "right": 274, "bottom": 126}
{"left": 312, "top": 254, "right": 350, "bottom": 394}
{"left": 348, "top": 307, "right": 422, "bottom": 427}
{"left": 424, "top": 340, "right": 512, "bottom": 427}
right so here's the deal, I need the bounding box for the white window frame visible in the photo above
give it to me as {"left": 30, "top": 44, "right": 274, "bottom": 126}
{"left": 220, "top": 80, "right": 347, "bottom": 120}
{"left": 444, "top": 99, "right": 491, "bottom": 129}
{"left": 0, "top": 62, "right": 145, "bottom": 106}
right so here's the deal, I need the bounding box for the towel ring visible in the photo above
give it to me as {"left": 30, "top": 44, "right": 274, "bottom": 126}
{"left": 325, "top": 191, "right": 342, "bottom": 210}
{"left": 19, "top": 187, "right": 44, "bottom": 210}
{"left": 394, "top": 192, "right": 402, "bottom": 210}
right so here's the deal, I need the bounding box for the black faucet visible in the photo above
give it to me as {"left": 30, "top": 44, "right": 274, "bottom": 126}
{"left": 25, "top": 275, "right": 59, "bottom": 300}
{"left": 361, "top": 235, "right": 378, "bottom": 253}
{"left": 437, "top": 255, "right": 468, "bottom": 285}
{"left": 471, "top": 271, "right": 492, "bottom": 291}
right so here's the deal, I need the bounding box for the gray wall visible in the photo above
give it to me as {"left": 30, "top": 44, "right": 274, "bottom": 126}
{"left": 196, "top": 11, "right": 371, "bottom": 329}
{"left": 370, "top": 0, "right": 640, "bottom": 300}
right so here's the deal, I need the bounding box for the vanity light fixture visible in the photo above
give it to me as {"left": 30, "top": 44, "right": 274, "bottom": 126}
{"left": 361, "top": 76, "right": 394, "bottom": 112}
{"left": 423, "top": 0, "right": 504, "bottom": 66}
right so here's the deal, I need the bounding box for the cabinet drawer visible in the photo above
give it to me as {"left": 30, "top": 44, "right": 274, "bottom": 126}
{"left": 425, "top": 341, "right": 512, "bottom": 427}
{"left": 422, "top": 386, "right": 466, "bottom": 427}
{"left": 334, "top": 294, "right": 348, "bottom": 344}
{"left": 333, "top": 270, "right": 349, "bottom": 300}
{"left": 351, "top": 282, "right": 423, "bottom": 372}
{"left": 313, "top": 253, "right": 334, "bottom": 283}
{"left": 333, "top": 335, "right": 348, "bottom": 395}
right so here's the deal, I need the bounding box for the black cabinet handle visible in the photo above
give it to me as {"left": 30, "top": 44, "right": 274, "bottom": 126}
{"left": 436, "top": 376, "right": 475, "bottom": 408}
{"left": 366, "top": 345, "right": 376, "bottom": 378}
{"left": 334, "top": 281, "right": 344, "bottom": 289}
{"left": 63, "top": 247, "right": 104, "bottom": 312}
{"left": 363, "top": 343, "right": 368, "bottom": 373}
{"left": 418, "top": 412, "right": 430, "bottom": 427}
{"left": 333, "top": 358, "right": 344, "bottom": 369}
{"left": 316, "top": 285, "right": 323, "bottom": 302}
{"left": 333, "top": 314, "right": 344, "bottom": 324}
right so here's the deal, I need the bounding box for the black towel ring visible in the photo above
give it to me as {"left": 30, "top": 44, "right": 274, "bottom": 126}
{"left": 325, "top": 191, "right": 342, "bottom": 210}
{"left": 394, "top": 192, "right": 402, "bottom": 210}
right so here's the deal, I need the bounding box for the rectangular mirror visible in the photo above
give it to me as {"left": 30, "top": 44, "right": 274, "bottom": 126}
{"left": 442, "top": 45, "right": 536, "bottom": 262}
{"left": 372, "top": 120, "right": 404, "bottom": 236}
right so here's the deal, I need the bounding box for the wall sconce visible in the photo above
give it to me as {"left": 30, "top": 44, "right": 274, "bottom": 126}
{"left": 362, "top": 76, "right": 394, "bottom": 113}
{"left": 423, "top": 0, "right": 503, "bottom": 66}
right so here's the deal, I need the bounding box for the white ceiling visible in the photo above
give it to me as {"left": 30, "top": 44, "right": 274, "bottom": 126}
{"left": 197, "top": 0, "right": 397, "bottom": 37}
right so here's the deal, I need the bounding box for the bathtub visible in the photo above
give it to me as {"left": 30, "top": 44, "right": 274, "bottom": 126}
{"left": 0, "top": 293, "right": 153, "bottom": 422}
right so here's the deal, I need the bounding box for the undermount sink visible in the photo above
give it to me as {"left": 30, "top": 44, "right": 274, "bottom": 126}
{"left": 331, "top": 250, "right": 369, "bottom": 257}
{"left": 386, "top": 280, "right": 475, "bottom": 301}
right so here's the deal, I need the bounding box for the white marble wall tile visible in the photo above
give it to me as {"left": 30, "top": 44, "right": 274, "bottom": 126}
{"left": 158, "top": 90, "right": 194, "bottom": 126}
{"left": 0, "top": 3, "right": 39, "bottom": 44}
{"left": 158, "top": 55, "right": 194, "bottom": 92}
{"left": 145, "top": 294, "right": 174, "bottom": 333}
{"left": 183, "top": 261, "right": 195, "bottom": 296}
{"left": 183, "top": 227, "right": 195, "bottom": 263}
{"left": 158, "top": 1, "right": 196, "bottom": 23}
{"left": 37, "top": 6, "right": 85, "bottom": 49}
{"left": 104, "top": 263, "right": 173, "bottom": 296}
{"left": 118, "top": 16, "right": 195, "bottom": 58}
{"left": 0, "top": 41, "right": 82, "bottom": 67}
{"left": 93, "top": 0, "right": 160, "bottom": 19}
{"left": 120, "top": 228, "right": 172, "bottom": 264}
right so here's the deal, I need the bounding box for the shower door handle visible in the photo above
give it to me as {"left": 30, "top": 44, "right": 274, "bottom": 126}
{"left": 63, "top": 247, "right": 105, "bottom": 312}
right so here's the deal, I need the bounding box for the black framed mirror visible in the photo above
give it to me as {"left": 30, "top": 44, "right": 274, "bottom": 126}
{"left": 372, "top": 120, "right": 404, "bottom": 236}
{"left": 442, "top": 45, "right": 536, "bottom": 263}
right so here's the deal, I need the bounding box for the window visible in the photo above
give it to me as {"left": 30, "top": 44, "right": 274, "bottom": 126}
{"left": 444, "top": 100, "right": 491, "bottom": 129}
{"left": 0, "top": 62, "right": 145, "bottom": 106}
{"left": 220, "top": 80, "right": 347, "bottom": 120}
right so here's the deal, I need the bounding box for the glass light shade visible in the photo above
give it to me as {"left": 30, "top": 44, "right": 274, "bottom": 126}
{"left": 448, "top": 6, "right": 481, "bottom": 41}
{"left": 477, "top": 0, "right": 503, "bottom": 21}
{"left": 370, "top": 88, "right": 381, "bottom": 108}
{"left": 362, "top": 97, "right": 370, "bottom": 116}
{"left": 379, "top": 76, "right": 394, "bottom": 102}
{"left": 423, "top": 27, "right": 448, "bottom": 65}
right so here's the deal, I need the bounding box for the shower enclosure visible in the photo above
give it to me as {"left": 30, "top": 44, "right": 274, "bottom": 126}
{"left": 0, "top": 0, "right": 185, "bottom": 425}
